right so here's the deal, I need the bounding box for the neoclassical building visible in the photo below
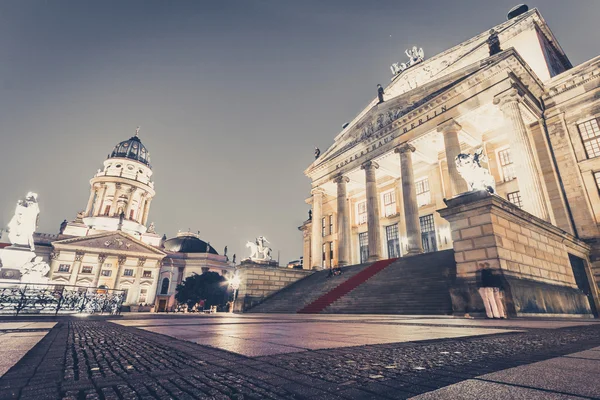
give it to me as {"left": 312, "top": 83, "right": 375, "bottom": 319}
{"left": 4, "top": 130, "right": 233, "bottom": 307}
{"left": 300, "top": 7, "right": 600, "bottom": 292}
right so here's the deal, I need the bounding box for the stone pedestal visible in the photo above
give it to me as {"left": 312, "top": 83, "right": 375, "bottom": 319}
{"left": 0, "top": 246, "right": 50, "bottom": 284}
{"left": 233, "top": 262, "right": 313, "bottom": 312}
{"left": 439, "top": 191, "right": 600, "bottom": 317}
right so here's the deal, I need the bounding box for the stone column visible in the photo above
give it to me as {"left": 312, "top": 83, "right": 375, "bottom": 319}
{"left": 438, "top": 119, "right": 468, "bottom": 196}
{"left": 85, "top": 186, "right": 97, "bottom": 217}
{"left": 310, "top": 188, "right": 324, "bottom": 269}
{"left": 334, "top": 175, "right": 351, "bottom": 267}
{"left": 124, "top": 188, "right": 137, "bottom": 220}
{"left": 93, "top": 254, "right": 107, "bottom": 287}
{"left": 112, "top": 184, "right": 125, "bottom": 217}
{"left": 494, "top": 88, "right": 549, "bottom": 221}
{"left": 142, "top": 197, "right": 153, "bottom": 225}
{"left": 70, "top": 252, "right": 84, "bottom": 286}
{"left": 395, "top": 144, "right": 424, "bottom": 255}
{"left": 361, "top": 161, "right": 382, "bottom": 261}
{"left": 93, "top": 184, "right": 107, "bottom": 217}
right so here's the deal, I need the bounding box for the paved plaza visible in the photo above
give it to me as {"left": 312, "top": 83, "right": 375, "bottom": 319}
{"left": 1, "top": 314, "right": 600, "bottom": 399}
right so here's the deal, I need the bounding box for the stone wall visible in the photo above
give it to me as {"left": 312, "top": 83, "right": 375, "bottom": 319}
{"left": 233, "top": 262, "right": 313, "bottom": 312}
{"left": 439, "top": 191, "right": 600, "bottom": 317}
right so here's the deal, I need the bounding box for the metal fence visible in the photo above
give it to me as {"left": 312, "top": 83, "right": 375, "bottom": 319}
{"left": 0, "top": 283, "right": 125, "bottom": 316}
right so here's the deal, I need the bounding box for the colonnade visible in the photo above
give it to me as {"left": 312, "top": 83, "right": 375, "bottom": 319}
{"left": 309, "top": 89, "right": 549, "bottom": 269}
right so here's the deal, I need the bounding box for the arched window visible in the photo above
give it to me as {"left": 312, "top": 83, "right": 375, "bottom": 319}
{"left": 160, "top": 278, "right": 170, "bottom": 295}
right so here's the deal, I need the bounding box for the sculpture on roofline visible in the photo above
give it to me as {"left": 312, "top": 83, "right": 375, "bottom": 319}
{"left": 314, "top": 147, "right": 321, "bottom": 159}
{"left": 390, "top": 46, "right": 425, "bottom": 75}
{"left": 7, "top": 192, "right": 39, "bottom": 251}
{"left": 455, "top": 148, "right": 496, "bottom": 194}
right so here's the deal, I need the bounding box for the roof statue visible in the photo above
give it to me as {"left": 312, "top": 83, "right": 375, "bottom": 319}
{"left": 455, "top": 148, "right": 496, "bottom": 194}
{"left": 390, "top": 46, "right": 425, "bottom": 76}
{"left": 314, "top": 147, "right": 321, "bottom": 159}
{"left": 135, "top": 126, "right": 141, "bottom": 136}
{"left": 7, "top": 192, "right": 39, "bottom": 251}
{"left": 487, "top": 29, "right": 502, "bottom": 56}
{"left": 377, "top": 84, "right": 385, "bottom": 103}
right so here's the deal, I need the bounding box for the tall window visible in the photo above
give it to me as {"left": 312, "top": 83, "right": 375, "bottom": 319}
{"left": 160, "top": 278, "right": 170, "bottom": 295}
{"left": 129, "top": 210, "right": 134, "bottom": 220}
{"left": 58, "top": 264, "right": 70, "bottom": 272}
{"left": 103, "top": 205, "right": 111, "bottom": 216}
{"left": 329, "top": 242, "right": 334, "bottom": 267}
{"left": 420, "top": 214, "right": 437, "bottom": 253}
{"left": 139, "top": 288, "right": 148, "bottom": 303}
{"left": 322, "top": 217, "right": 326, "bottom": 237}
{"left": 385, "top": 224, "right": 400, "bottom": 259}
{"left": 123, "top": 269, "right": 134, "bottom": 277}
{"left": 507, "top": 191, "right": 523, "bottom": 208}
{"left": 329, "top": 215, "right": 334, "bottom": 235}
{"left": 594, "top": 171, "right": 600, "bottom": 191}
{"left": 359, "top": 232, "right": 369, "bottom": 263}
{"left": 415, "top": 178, "right": 431, "bottom": 207}
{"left": 357, "top": 201, "right": 368, "bottom": 225}
{"left": 322, "top": 243, "right": 327, "bottom": 266}
{"left": 382, "top": 191, "right": 397, "bottom": 217}
{"left": 578, "top": 118, "right": 600, "bottom": 159}
{"left": 120, "top": 288, "right": 129, "bottom": 303}
{"left": 498, "top": 148, "right": 516, "bottom": 181}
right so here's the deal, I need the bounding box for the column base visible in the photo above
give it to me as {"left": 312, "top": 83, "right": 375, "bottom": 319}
{"left": 404, "top": 249, "right": 424, "bottom": 257}
{"left": 367, "top": 255, "right": 382, "bottom": 262}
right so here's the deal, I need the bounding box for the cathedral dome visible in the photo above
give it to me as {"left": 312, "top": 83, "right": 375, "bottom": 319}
{"left": 163, "top": 232, "right": 218, "bottom": 254}
{"left": 109, "top": 135, "right": 151, "bottom": 167}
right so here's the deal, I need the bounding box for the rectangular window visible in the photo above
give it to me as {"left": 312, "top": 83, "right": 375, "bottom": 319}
{"left": 101, "top": 270, "right": 112, "bottom": 277}
{"left": 498, "top": 148, "right": 516, "bottom": 182}
{"left": 329, "top": 242, "right": 334, "bottom": 267}
{"left": 578, "top": 118, "right": 600, "bottom": 159}
{"left": 120, "top": 288, "right": 129, "bottom": 302}
{"left": 142, "top": 270, "right": 152, "bottom": 278}
{"left": 415, "top": 178, "right": 431, "bottom": 207}
{"left": 123, "top": 269, "right": 134, "bottom": 277}
{"left": 139, "top": 288, "right": 147, "bottom": 303}
{"left": 322, "top": 217, "right": 326, "bottom": 237}
{"left": 81, "top": 266, "right": 93, "bottom": 274}
{"left": 385, "top": 224, "right": 400, "bottom": 259}
{"left": 359, "top": 232, "right": 369, "bottom": 264}
{"left": 420, "top": 214, "right": 437, "bottom": 253}
{"left": 357, "top": 201, "right": 368, "bottom": 225}
{"left": 322, "top": 243, "right": 327, "bottom": 265}
{"left": 329, "top": 214, "right": 334, "bottom": 235}
{"left": 58, "top": 264, "right": 70, "bottom": 272}
{"left": 382, "top": 191, "right": 397, "bottom": 217}
{"left": 507, "top": 191, "right": 523, "bottom": 208}
{"left": 103, "top": 205, "right": 111, "bottom": 216}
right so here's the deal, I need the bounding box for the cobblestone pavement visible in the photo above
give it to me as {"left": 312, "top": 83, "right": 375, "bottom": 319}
{"left": 1, "top": 319, "right": 600, "bottom": 400}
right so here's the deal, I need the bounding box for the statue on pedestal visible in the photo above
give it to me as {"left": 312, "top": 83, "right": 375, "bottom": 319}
{"left": 377, "top": 84, "right": 385, "bottom": 103}
{"left": 314, "top": 147, "right": 321, "bottom": 159}
{"left": 487, "top": 29, "right": 502, "bottom": 56}
{"left": 7, "top": 192, "right": 39, "bottom": 251}
{"left": 246, "top": 236, "right": 273, "bottom": 261}
{"left": 455, "top": 148, "right": 495, "bottom": 194}
{"left": 20, "top": 256, "right": 50, "bottom": 284}
{"left": 59, "top": 219, "right": 68, "bottom": 234}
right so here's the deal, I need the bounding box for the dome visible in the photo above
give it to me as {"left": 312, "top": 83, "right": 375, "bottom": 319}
{"left": 163, "top": 232, "right": 218, "bottom": 254}
{"left": 109, "top": 135, "right": 151, "bottom": 167}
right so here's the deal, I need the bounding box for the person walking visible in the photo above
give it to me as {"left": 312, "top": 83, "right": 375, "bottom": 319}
{"left": 477, "top": 263, "right": 503, "bottom": 319}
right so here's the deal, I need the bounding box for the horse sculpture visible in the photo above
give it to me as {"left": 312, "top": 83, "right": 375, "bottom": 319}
{"left": 455, "top": 148, "right": 495, "bottom": 194}
{"left": 245, "top": 241, "right": 272, "bottom": 261}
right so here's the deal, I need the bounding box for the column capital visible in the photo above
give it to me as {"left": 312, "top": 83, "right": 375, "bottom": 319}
{"left": 310, "top": 187, "right": 325, "bottom": 196}
{"left": 333, "top": 175, "right": 350, "bottom": 184}
{"left": 493, "top": 87, "right": 523, "bottom": 109}
{"left": 360, "top": 160, "right": 379, "bottom": 170}
{"left": 437, "top": 119, "right": 462, "bottom": 134}
{"left": 394, "top": 143, "right": 416, "bottom": 154}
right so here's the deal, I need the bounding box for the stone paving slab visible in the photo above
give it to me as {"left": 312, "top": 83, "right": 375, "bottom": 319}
{"left": 128, "top": 318, "right": 518, "bottom": 356}
{"left": 0, "top": 322, "right": 55, "bottom": 377}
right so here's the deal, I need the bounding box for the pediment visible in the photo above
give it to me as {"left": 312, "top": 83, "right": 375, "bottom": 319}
{"left": 53, "top": 231, "right": 166, "bottom": 257}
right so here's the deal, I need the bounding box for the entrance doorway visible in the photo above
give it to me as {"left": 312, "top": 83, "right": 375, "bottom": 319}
{"left": 568, "top": 254, "right": 598, "bottom": 316}
{"left": 157, "top": 299, "right": 167, "bottom": 312}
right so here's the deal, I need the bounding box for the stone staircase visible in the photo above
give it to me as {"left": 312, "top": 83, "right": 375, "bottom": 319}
{"left": 298, "top": 258, "right": 398, "bottom": 313}
{"left": 323, "top": 250, "right": 455, "bottom": 314}
{"left": 246, "top": 263, "right": 372, "bottom": 313}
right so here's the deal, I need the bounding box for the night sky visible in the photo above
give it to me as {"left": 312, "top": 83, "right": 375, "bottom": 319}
{"left": 0, "top": 0, "right": 599, "bottom": 263}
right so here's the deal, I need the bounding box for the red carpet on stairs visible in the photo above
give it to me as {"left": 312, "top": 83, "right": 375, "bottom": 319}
{"left": 297, "top": 258, "right": 398, "bottom": 314}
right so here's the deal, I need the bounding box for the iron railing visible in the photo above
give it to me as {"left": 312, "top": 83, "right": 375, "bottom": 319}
{"left": 0, "top": 283, "right": 125, "bottom": 316}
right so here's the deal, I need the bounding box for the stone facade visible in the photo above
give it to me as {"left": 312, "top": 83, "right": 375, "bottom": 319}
{"left": 439, "top": 191, "right": 600, "bottom": 316}
{"left": 299, "top": 8, "right": 600, "bottom": 317}
{"left": 233, "top": 262, "right": 313, "bottom": 311}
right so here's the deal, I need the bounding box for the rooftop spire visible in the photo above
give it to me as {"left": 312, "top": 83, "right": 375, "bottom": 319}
{"left": 135, "top": 126, "right": 140, "bottom": 137}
